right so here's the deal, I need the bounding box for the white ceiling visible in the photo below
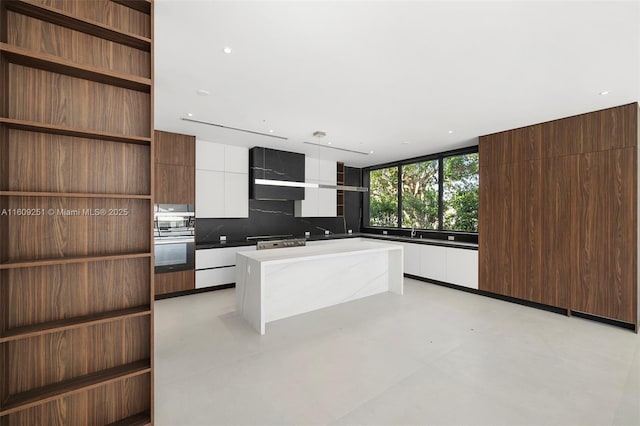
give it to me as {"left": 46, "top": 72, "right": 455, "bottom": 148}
{"left": 154, "top": 0, "right": 639, "bottom": 168}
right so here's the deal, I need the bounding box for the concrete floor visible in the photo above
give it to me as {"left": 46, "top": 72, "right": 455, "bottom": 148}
{"left": 154, "top": 278, "right": 640, "bottom": 425}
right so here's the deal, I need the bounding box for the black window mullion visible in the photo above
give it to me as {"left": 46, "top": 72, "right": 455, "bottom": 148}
{"left": 438, "top": 157, "right": 444, "bottom": 230}
{"left": 397, "top": 165, "right": 402, "bottom": 228}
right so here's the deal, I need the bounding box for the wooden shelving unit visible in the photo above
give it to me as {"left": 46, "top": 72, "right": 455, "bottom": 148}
{"left": 336, "top": 162, "right": 345, "bottom": 217}
{"left": 0, "top": 0, "right": 154, "bottom": 424}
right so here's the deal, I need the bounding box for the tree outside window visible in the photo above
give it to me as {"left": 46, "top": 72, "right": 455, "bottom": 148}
{"left": 369, "top": 166, "right": 398, "bottom": 227}
{"left": 443, "top": 153, "right": 479, "bottom": 232}
{"left": 401, "top": 161, "right": 438, "bottom": 230}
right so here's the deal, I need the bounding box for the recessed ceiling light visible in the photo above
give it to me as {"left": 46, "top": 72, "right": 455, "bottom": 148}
{"left": 269, "top": 129, "right": 274, "bottom": 133}
{"left": 369, "top": 150, "right": 374, "bottom": 154}
{"left": 187, "top": 113, "right": 193, "bottom": 117}
{"left": 600, "top": 91, "right": 609, "bottom": 95}
{"left": 196, "top": 89, "right": 210, "bottom": 96}
{"left": 327, "top": 142, "right": 332, "bottom": 145}
{"left": 448, "top": 130, "right": 454, "bottom": 134}
{"left": 223, "top": 47, "right": 232, "bottom": 54}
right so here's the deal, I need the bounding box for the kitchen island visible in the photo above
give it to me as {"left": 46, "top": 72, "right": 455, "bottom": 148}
{"left": 235, "top": 240, "right": 403, "bottom": 334}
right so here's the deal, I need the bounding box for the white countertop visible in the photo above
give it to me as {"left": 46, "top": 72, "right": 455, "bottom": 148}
{"left": 237, "top": 240, "right": 402, "bottom": 264}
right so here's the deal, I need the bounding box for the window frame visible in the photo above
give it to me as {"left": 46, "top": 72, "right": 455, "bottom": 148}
{"left": 363, "top": 145, "right": 478, "bottom": 242}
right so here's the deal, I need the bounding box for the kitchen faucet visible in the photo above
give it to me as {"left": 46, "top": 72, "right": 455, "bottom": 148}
{"left": 411, "top": 227, "right": 416, "bottom": 238}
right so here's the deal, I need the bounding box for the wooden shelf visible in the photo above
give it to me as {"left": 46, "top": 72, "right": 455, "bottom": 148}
{"left": 0, "top": 360, "right": 151, "bottom": 416}
{"left": 0, "top": 253, "right": 152, "bottom": 270}
{"left": 0, "top": 306, "right": 151, "bottom": 343}
{"left": 0, "top": 117, "right": 152, "bottom": 144}
{"left": 5, "top": 0, "right": 151, "bottom": 51}
{"left": 110, "top": 0, "right": 151, "bottom": 15}
{"left": 0, "top": 190, "right": 151, "bottom": 199}
{"left": 0, "top": 43, "right": 151, "bottom": 92}
{"left": 106, "top": 411, "right": 151, "bottom": 426}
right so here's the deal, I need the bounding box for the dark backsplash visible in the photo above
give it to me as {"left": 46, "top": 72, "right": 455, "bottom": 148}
{"left": 196, "top": 166, "right": 363, "bottom": 243}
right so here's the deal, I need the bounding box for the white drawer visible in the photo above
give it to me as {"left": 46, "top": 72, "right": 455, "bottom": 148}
{"left": 196, "top": 246, "right": 256, "bottom": 269}
{"left": 196, "top": 267, "right": 236, "bottom": 289}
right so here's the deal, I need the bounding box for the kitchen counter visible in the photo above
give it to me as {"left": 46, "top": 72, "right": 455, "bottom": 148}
{"left": 235, "top": 239, "right": 403, "bottom": 334}
{"left": 196, "top": 232, "right": 478, "bottom": 250}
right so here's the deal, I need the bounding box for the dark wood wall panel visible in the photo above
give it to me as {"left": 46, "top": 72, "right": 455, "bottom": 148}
{"left": 155, "top": 270, "right": 195, "bottom": 295}
{"left": 1, "top": 316, "right": 149, "bottom": 397}
{"left": 154, "top": 163, "right": 195, "bottom": 204}
{"left": 0, "top": 258, "right": 150, "bottom": 332}
{"left": 154, "top": 130, "right": 196, "bottom": 166}
{"left": 1, "top": 374, "right": 150, "bottom": 426}
{"left": 1, "top": 130, "right": 150, "bottom": 194}
{"left": 7, "top": 12, "right": 151, "bottom": 78}
{"left": 606, "top": 147, "right": 636, "bottom": 322}
{"left": 28, "top": 0, "right": 151, "bottom": 38}
{"left": 541, "top": 156, "right": 573, "bottom": 309}
{"left": 478, "top": 163, "right": 522, "bottom": 297}
{"left": 7, "top": 64, "right": 150, "bottom": 137}
{"left": 4, "top": 197, "right": 150, "bottom": 261}
{"left": 572, "top": 151, "right": 613, "bottom": 318}
{"left": 480, "top": 103, "right": 637, "bottom": 328}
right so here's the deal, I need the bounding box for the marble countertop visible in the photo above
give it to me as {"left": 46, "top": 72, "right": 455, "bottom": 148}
{"left": 237, "top": 239, "right": 402, "bottom": 264}
{"left": 196, "top": 232, "right": 478, "bottom": 250}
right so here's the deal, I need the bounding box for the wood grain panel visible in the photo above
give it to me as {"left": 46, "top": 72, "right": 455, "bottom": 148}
{"left": 7, "top": 63, "right": 150, "bottom": 137}
{"left": 28, "top": 0, "right": 151, "bottom": 38}
{"left": 154, "top": 130, "right": 195, "bottom": 166}
{"left": 154, "top": 163, "right": 195, "bottom": 204}
{"left": 518, "top": 123, "right": 543, "bottom": 161}
{"left": 7, "top": 12, "right": 150, "bottom": 78}
{"left": 1, "top": 317, "right": 149, "bottom": 399}
{"left": 610, "top": 147, "right": 636, "bottom": 322}
{"left": 519, "top": 159, "right": 542, "bottom": 303}
{"left": 154, "top": 270, "right": 195, "bottom": 295}
{"left": 1, "top": 374, "right": 150, "bottom": 426}
{"left": 541, "top": 156, "right": 572, "bottom": 308}
{"left": 3, "top": 197, "right": 150, "bottom": 261}
{"left": 478, "top": 165, "right": 492, "bottom": 293}
{"left": 478, "top": 163, "right": 521, "bottom": 296}
{"left": 479, "top": 130, "right": 522, "bottom": 166}
{"left": 572, "top": 151, "right": 613, "bottom": 317}
{"left": 0, "top": 258, "right": 150, "bottom": 333}
{"left": 1, "top": 129, "right": 150, "bottom": 194}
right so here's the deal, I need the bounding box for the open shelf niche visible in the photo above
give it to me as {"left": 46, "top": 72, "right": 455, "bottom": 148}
{"left": 0, "top": 0, "right": 154, "bottom": 424}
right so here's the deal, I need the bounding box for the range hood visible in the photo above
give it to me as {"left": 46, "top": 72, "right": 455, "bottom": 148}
{"left": 249, "top": 147, "right": 305, "bottom": 200}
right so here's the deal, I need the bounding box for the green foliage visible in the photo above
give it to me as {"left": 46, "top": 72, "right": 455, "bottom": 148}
{"left": 369, "top": 167, "right": 398, "bottom": 227}
{"left": 401, "top": 161, "right": 439, "bottom": 229}
{"left": 443, "top": 153, "right": 479, "bottom": 232}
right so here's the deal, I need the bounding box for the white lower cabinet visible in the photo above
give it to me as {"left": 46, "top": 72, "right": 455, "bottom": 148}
{"left": 399, "top": 242, "right": 420, "bottom": 276}
{"left": 444, "top": 247, "right": 478, "bottom": 289}
{"left": 360, "top": 238, "right": 478, "bottom": 289}
{"left": 196, "top": 246, "right": 255, "bottom": 288}
{"left": 419, "top": 245, "right": 446, "bottom": 282}
{"left": 196, "top": 267, "right": 236, "bottom": 289}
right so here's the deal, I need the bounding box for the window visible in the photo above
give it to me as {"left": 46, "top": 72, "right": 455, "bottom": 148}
{"left": 443, "top": 153, "right": 479, "bottom": 232}
{"left": 366, "top": 148, "right": 478, "bottom": 233}
{"left": 369, "top": 166, "right": 398, "bottom": 227}
{"left": 401, "top": 160, "right": 439, "bottom": 230}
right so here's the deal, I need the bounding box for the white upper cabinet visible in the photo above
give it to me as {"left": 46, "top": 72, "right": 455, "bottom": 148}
{"left": 196, "top": 140, "right": 225, "bottom": 171}
{"left": 224, "top": 145, "right": 248, "bottom": 174}
{"left": 196, "top": 140, "right": 249, "bottom": 218}
{"left": 294, "top": 157, "right": 337, "bottom": 217}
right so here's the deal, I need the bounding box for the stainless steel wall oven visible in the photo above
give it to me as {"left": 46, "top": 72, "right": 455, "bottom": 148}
{"left": 154, "top": 204, "right": 195, "bottom": 273}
